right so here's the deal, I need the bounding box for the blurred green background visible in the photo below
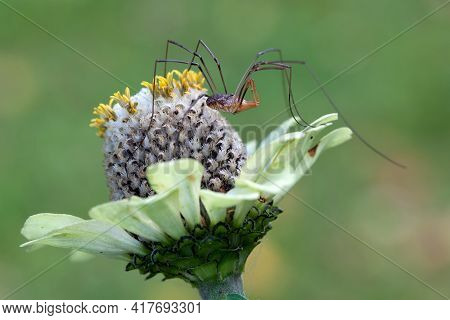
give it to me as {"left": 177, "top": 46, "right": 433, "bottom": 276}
{"left": 1, "top": 0, "right": 449, "bottom": 299}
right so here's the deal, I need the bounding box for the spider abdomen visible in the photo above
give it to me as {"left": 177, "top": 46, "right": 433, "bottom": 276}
{"left": 206, "top": 94, "right": 236, "bottom": 112}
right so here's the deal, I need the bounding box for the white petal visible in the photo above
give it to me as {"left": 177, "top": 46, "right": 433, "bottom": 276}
{"left": 273, "top": 127, "right": 352, "bottom": 203}
{"left": 69, "top": 251, "right": 95, "bottom": 262}
{"left": 227, "top": 186, "right": 264, "bottom": 227}
{"left": 309, "top": 113, "right": 339, "bottom": 126}
{"left": 21, "top": 213, "right": 85, "bottom": 240}
{"left": 245, "top": 140, "right": 258, "bottom": 156}
{"left": 146, "top": 159, "right": 203, "bottom": 227}
{"left": 259, "top": 117, "right": 299, "bottom": 149}
{"left": 319, "top": 127, "right": 353, "bottom": 149}
{"left": 259, "top": 113, "right": 338, "bottom": 149}
{"left": 232, "top": 114, "right": 351, "bottom": 225}
{"left": 125, "top": 191, "right": 187, "bottom": 240}
{"left": 200, "top": 189, "right": 259, "bottom": 225}
{"left": 89, "top": 198, "right": 167, "bottom": 243}
{"left": 235, "top": 178, "right": 284, "bottom": 194}
{"left": 242, "top": 117, "right": 340, "bottom": 191}
{"left": 233, "top": 131, "right": 310, "bottom": 226}
{"left": 21, "top": 219, "right": 147, "bottom": 256}
{"left": 239, "top": 131, "right": 305, "bottom": 182}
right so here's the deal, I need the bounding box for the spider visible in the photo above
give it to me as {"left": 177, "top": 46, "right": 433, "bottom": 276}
{"left": 150, "top": 40, "right": 404, "bottom": 168}
{"left": 150, "top": 40, "right": 310, "bottom": 127}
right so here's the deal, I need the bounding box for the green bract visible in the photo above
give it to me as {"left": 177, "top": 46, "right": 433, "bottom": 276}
{"left": 20, "top": 113, "right": 351, "bottom": 285}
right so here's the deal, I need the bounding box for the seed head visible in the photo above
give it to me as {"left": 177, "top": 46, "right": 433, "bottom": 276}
{"left": 91, "top": 70, "right": 247, "bottom": 200}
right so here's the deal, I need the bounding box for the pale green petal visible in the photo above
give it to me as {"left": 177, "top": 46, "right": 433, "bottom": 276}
{"left": 235, "top": 164, "right": 298, "bottom": 204}
{"left": 319, "top": 127, "right": 353, "bottom": 149}
{"left": 89, "top": 198, "right": 167, "bottom": 243}
{"left": 233, "top": 131, "right": 309, "bottom": 226}
{"left": 273, "top": 127, "right": 352, "bottom": 203}
{"left": 226, "top": 187, "right": 262, "bottom": 227}
{"left": 235, "top": 178, "right": 279, "bottom": 194}
{"left": 259, "top": 113, "right": 338, "bottom": 149}
{"left": 146, "top": 159, "right": 203, "bottom": 227}
{"left": 21, "top": 213, "right": 84, "bottom": 240}
{"left": 259, "top": 117, "right": 299, "bottom": 149}
{"left": 309, "top": 113, "right": 338, "bottom": 127}
{"left": 244, "top": 117, "right": 340, "bottom": 191}
{"left": 69, "top": 251, "right": 96, "bottom": 262}
{"left": 232, "top": 114, "right": 350, "bottom": 225}
{"left": 125, "top": 190, "right": 187, "bottom": 240}
{"left": 295, "top": 127, "right": 353, "bottom": 177}
{"left": 239, "top": 131, "right": 306, "bottom": 182}
{"left": 200, "top": 189, "right": 259, "bottom": 225}
{"left": 21, "top": 219, "right": 147, "bottom": 256}
{"left": 245, "top": 140, "right": 258, "bottom": 156}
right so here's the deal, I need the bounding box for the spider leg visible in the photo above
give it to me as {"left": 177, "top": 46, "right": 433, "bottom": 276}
{"left": 150, "top": 59, "right": 214, "bottom": 124}
{"left": 250, "top": 77, "right": 260, "bottom": 105}
{"left": 235, "top": 61, "right": 311, "bottom": 127}
{"left": 236, "top": 48, "right": 288, "bottom": 104}
{"left": 260, "top": 59, "right": 405, "bottom": 168}
{"left": 232, "top": 78, "right": 260, "bottom": 113}
{"left": 254, "top": 48, "right": 289, "bottom": 110}
{"left": 188, "top": 40, "right": 228, "bottom": 93}
{"left": 255, "top": 48, "right": 283, "bottom": 60}
{"left": 164, "top": 40, "right": 217, "bottom": 93}
{"left": 235, "top": 51, "right": 298, "bottom": 125}
{"left": 236, "top": 61, "right": 288, "bottom": 103}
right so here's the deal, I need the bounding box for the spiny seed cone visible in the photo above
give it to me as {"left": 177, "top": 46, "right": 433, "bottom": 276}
{"left": 99, "top": 85, "right": 247, "bottom": 201}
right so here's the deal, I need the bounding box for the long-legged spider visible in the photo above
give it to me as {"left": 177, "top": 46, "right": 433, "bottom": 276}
{"left": 150, "top": 40, "right": 404, "bottom": 168}
{"left": 151, "top": 40, "right": 310, "bottom": 127}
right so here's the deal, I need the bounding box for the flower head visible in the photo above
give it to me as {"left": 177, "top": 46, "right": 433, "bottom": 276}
{"left": 21, "top": 67, "right": 351, "bottom": 298}
{"left": 91, "top": 70, "right": 246, "bottom": 200}
{"left": 21, "top": 111, "right": 351, "bottom": 285}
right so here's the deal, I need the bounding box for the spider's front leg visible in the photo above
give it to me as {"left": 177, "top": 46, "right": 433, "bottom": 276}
{"left": 232, "top": 79, "right": 260, "bottom": 113}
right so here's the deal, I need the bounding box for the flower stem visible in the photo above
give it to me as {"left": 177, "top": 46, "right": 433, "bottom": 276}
{"left": 197, "top": 273, "right": 246, "bottom": 300}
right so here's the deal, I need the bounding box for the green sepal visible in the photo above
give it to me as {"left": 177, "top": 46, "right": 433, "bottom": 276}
{"left": 191, "top": 262, "right": 218, "bottom": 282}
{"left": 126, "top": 201, "right": 283, "bottom": 286}
{"left": 226, "top": 293, "right": 247, "bottom": 300}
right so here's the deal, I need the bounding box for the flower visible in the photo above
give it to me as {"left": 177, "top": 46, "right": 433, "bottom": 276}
{"left": 110, "top": 87, "right": 138, "bottom": 114}
{"left": 94, "top": 69, "right": 246, "bottom": 200}
{"left": 21, "top": 69, "right": 351, "bottom": 299}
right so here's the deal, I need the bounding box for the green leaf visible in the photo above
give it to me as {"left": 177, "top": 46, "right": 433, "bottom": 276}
{"left": 21, "top": 219, "right": 147, "bottom": 256}
{"left": 89, "top": 198, "right": 167, "bottom": 243}
{"left": 146, "top": 159, "right": 203, "bottom": 228}
{"left": 200, "top": 189, "right": 259, "bottom": 225}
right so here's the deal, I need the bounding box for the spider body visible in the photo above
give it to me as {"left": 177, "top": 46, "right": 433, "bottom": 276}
{"left": 205, "top": 83, "right": 259, "bottom": 114}
{"left": 206, "top": 93, "right": 237, "bottom": 112}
